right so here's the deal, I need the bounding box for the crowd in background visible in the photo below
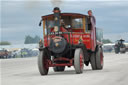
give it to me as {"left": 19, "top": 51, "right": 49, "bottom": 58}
{"left": 0, "top": 48, "right": 39, "bottom": 59}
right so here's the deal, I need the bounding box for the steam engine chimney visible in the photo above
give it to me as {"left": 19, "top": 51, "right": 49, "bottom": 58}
{"left": 53, "top": 7, "right": 61, "bottom": 32}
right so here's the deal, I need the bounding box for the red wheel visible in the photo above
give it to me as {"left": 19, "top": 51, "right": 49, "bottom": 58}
{"left": 74, "top": 48, "right": 84, "bottom": 74}
{"left": 38, "top": 50, "right": 49, "bottom": 75}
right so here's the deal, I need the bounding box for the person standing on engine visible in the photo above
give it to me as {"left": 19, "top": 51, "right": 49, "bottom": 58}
{"left": 88, "top": 10, "right": 96, "bottom": 25}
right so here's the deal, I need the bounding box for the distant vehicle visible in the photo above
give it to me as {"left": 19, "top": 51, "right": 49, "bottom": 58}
{"left": 38, "top": 7, "right": 104, "bottom": 75}
{"left": 20, "top": 48, "right": 38, "bottom": 57}
{"left": 103, "top": 43, "right": 114, "bottom": 52}
{"left": 0, "top": 49, "right": 8, "bottom": 59}
{"left": 114, "top": 39, "right": 126, "bottom": 54}
{"left": 125, "top": 43, "right": 128, "bottom": 52}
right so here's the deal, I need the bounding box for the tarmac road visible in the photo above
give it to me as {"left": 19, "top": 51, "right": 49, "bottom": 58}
{"left": 1, "top": 53, "right": 128, "bottom": 85}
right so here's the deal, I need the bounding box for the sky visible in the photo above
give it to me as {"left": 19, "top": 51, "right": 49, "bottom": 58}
{"left": 1, "top": 0, "right": 128, "bottom": 44}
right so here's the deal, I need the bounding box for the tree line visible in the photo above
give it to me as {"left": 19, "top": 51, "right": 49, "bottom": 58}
{"left": 24, "top": 35, "right": 112, "bottom": 44}
{"left": 24, "top": 35, "right": 40, "bottom": 44}
{"left": 102, "top": 39, "right": 112, "bottom": 44}
{"left": 0, "top": 35, "right": 112, "bottom": 45}
{"left": 0, "top": 41, "right": 11, "bottom": 45}
{"left": 0, "top": 35, "right": 41, "bottom": 45}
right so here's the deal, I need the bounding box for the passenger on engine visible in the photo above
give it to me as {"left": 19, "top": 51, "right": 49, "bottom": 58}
{"left": 87, "top": 10, "right": 96, "bottom": 30}
{"left": 88, "top": 10, "right": 96, "bottom": 25}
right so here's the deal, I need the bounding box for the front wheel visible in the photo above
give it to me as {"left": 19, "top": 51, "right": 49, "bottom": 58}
{"left": 38, "top": 50, "right": 49, "bottom": 75}
{"left": 74, "top": 48, "right": 84, "bottom": 74}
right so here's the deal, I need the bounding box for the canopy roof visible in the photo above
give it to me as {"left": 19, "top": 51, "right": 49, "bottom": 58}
{"left": 42, "top": 13, "right": 88, "bottom": 20}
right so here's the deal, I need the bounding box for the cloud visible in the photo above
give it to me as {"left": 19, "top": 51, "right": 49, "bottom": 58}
{"left": 109, "top": 9, "right": 128, "bottom": 17}
{"left": 1, "top": 0, "right": 128, "bottom": 44}
{"left": 104, "top": 32, "right": 128, "bottom": 42}
{"left": 1, "top": 26, "right": 43, "bottom": 44}
{"left": 2, "top": 0, "right": 127, "bottom": 2}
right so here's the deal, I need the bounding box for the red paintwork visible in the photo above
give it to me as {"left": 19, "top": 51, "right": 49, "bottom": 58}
{"left": 43, "top": 13, "right": 98, "bottom": 68}
{"left": 43, "top": 13, "right": 97, "bottom": 51}
{"left": 72, "top": 29, "right": 84, "bottom": 32}
{"left": 47, "top": 57, "right": 73, "bottom": 67}
{"left": 42, "top": 13, "right": 87, "bottom": 20}
{"left": 44, "top": 57, "right": 49, "bottom": 69}
{"left": 44, "top": 30, "right": 92, "bottom": 50}
{"left": 49, "top": 63, "right": 72, "bottom": 67}
{"left": 80, "top": 53, "right": 84, "bottom": 69}
{"left": 44, "top": 32, "right": 92, "bottom": 50}
{"left": 54, "top": 57, "right": 71, "bottom": 62}
{"left": 100, "top": 51, "right": 103, "bottom": 66}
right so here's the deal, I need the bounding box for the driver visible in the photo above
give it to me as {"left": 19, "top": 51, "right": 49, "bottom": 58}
{"left": 60, "top": 19, "right": 65, "bottom": 28}
{"left": 60, "top": 19, "right": 72, "bottom": 32}
{"left": 60, "top": 19, "right": 68, "bottom": 32}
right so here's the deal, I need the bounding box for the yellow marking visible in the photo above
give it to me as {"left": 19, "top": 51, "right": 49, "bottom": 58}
{"left": 82, "top": 39, "right": 90, "bottom": 42}
{"left": 55, "top": 43, "right": 59, "bottom": 47}
{"left": 83, "top": 16, "right": 86, "bottom": 33}
{"left": 80, "top": 36, "right": 83, "bottom": 41}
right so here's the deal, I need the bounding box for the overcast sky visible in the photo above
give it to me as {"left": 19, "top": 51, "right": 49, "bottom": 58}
{"left": 1, "top": 0, "right": 128, "bottom": 44}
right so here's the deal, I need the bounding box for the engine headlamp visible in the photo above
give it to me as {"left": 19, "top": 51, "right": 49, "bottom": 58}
{"left": 55, "top": 43, "right": 59, "bottom": 47}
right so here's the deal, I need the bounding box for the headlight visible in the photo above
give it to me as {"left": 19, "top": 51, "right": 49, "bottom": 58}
{"left": 55, "top": 43, "right": 59, "bottom": 47}
{"left": 54, "top": 26, "right": 58, "bottom": 32}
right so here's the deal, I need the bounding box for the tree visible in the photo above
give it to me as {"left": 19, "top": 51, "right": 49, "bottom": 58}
{"left": 0, "top": 41, "right": 11, "bottom": 45}
{"left": 103, "top": 39, "right": 112, "bottom": 44}
{"left": 24, "top": 35, "right": 40, "bottom": 44}
{"left": 24, "top": 35, "right": 33, "bottom": 44}
{"left": 33, "top": 35, "right": 40, "bottom": 43}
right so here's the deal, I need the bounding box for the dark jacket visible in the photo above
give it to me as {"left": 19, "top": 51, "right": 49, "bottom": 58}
{"left": 88, "top": 15, "right": 96, "bottom": 25}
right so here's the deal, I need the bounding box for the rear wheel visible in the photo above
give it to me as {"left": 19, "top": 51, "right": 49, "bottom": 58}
{"left": 120, "top": 47, "right": 126, "bottom": 54}
{"left": 53, "top": 66, "right": 65, "bottom": 72}
{"left": 90, "top": 47, "right": 104, "bottom": 70}
{"left": 74, "top": 48, "right": 84, "bottom": 74}
{"left": 38, "top": 50, "right": 49, "bottom": 75}
{"left": 95, "top": 47, "right": 104, "bottom": 69}
{"left": 90, "top": 52, "right": 97, "bottom": 70}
